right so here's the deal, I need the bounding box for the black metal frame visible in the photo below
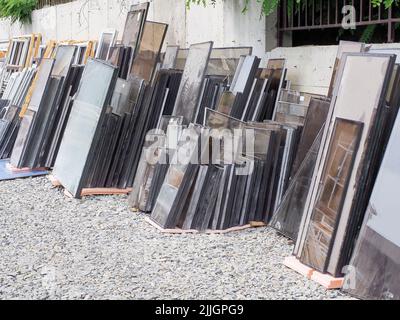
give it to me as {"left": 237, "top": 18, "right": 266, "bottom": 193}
{"left": 278, "top": 0, "right": 400, "bottom": 45}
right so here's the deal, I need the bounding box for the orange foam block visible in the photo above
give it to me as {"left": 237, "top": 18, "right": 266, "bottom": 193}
{"left": 311, "top": 270, "right": 344, "bottom": 289}
{"left": 283, "top": 256, "right": 314, "bottom": 279}
{"left": 144, "top": 216, "right": 198, "bottom": 234}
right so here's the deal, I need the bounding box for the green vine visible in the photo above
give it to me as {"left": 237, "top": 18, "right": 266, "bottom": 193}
{"left": 0, "top": 0, "right": 37, "bottom": 24}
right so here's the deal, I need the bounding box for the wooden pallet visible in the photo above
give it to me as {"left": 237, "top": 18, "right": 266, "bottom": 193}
{"left": 283, "top": 256, "right": 344, "bottom": 289}
{"left": 249, "top": 221, "right": 268, "bottom": 228}
{"left": 48, "top": 175, "right": 132, "bottom": 198}
{"left": 6, "top": 163, "right": 47, "bottom": 173}
{"left": 144, "top": 216, "right": 263, "bottom": 235}
{"left": 48, "top": 174, "right": 62, "bottom": 187}
{"left": 144, "top": 216, "right": 199, "bottom": 234}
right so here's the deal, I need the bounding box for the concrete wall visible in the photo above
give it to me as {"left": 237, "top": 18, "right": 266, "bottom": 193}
{"left": 0, "top": 0, "right": 268, "bottom": 56}
{"left": 267, "top": 45, "right": 338, "bottom": 95}
{"left": 2, "top": 1, "right": 400, "bottom": 95}
{"left": 267, "top": 43, "right": 400, "bottom": 96}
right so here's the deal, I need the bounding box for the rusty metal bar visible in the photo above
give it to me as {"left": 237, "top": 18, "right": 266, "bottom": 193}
{"left": 298, "top": 2, "right": 301, "bottom": 28}
{"left": 305, "top": 0, "right": 308, "bottom": 27}
{"left": 279, "top": 17, "right": 400, "bottom": 31}
{"left": 320, "top": 0, "right": 323, "bottom": 26}
{"left": 312, "top": 0, "right": 315, "bottom": 26}
{"left": 328, "top": 0, "right": 330, "bottom": 25}
{"left": 335, "top": 0, "right": 338, "bottom": 24}
{"left": 278, "top": 1, "right": 282, "bottom": 46}
{"left": 369, "top": 0, "right": 372, "bottom": 21}
{"left": 278, "top": 0, "right": 400, "bottom": 32}
{"left": 36, "top": 0, "right": 74, "bottom": 10}
{"left": 378, "top": 2, "right": 381, "bottom": 20}
{"left": 291, "top": 0, "right": 294, "bottom": 28}
{"left": 388, "top": 5, "right": 393, "bottom": 42}
{"left": 283, "top": 0, "right": 287, "bottom": 29}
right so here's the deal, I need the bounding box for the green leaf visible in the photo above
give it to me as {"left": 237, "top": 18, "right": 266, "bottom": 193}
{"left": 0, "top": 0, "right": 37, "bottom": 24}
{"left": 360, "top": 24, "right": 377, "bottom": 43}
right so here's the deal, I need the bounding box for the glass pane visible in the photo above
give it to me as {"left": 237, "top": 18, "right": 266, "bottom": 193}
{"left": 207, "top": 47, "right": 252, "bottom": 77}
{"left": 172, "top": 42, "right": 213, "bottom": 124}
{"left": 52, "top": 59, "right": 117, "bottom": 197}
{"left": 290, "top": 97, "right": 330, "bottom": 177}
{"left": 52, "top": 45, "right": 76, "bottom": 78}
{"left": 122, "top": 10, "right": 145, "bottom": 50}
{"left": 271, "top": 129, "right": 323, "bottom": 240}
{"left": 161, "top": 45, "right": 179, "bottom": 70}
{"left": 28, "top": 58, "right": 54, "bottom": 113}
{"left": 343, "top": 110, "right": 400, "bottom": 300}
{"left": 130, "top": 21, "right": 168, "bottom": 82}
{"left": 300, "top": 118, "right": 363, "bottom": 272}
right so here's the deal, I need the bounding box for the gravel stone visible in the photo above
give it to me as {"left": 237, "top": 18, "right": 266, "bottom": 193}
{"left": 0, "top": 176, "right": 353, "bottom": 300}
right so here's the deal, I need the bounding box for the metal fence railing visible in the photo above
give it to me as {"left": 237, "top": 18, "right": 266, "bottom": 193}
{"left": 36, "top": 0, "right": 75, "bottom": 10}
{"left": 278, "top": 0, "right": 400, "bottom": 44}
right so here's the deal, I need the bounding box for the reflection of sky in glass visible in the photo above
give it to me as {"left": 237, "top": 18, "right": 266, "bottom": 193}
{"left": 52, "top": 46, "right": 75, "bottom": 78}
{"left": 130, "top": 21, "right": 167, "bottom": 82}
{"left": 368, "top": 114, "right": 400, "bottom": 247}
{"left": 53, "top": 60, "right": 116, "bottom": 197}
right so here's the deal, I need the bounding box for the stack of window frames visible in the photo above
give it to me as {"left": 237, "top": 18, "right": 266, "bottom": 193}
{"left": 335, "top": 59, "right": 400, "bottom": 276}
{"left": 8, "top": 45, "right": 80, "bottom": 169}
{"left": 295, "top": 53, "right": 396, "bottom": 277}
{"left": 149, "top": 109, "right": 286, "bottom": 230}
{"left": 137, "top": 52, "right": 293, "bottom": 230}
{"left": 0, "top": 67, "right": 37, "bottom": 160}
{"left": 195, "top": 47, "right": 253, "bottom": 124}
{"left": 206, "top": 47, "right": 253, "bottom": 78}
{"left": 52, "top": 59, "right": 118, "bottom": 198}
{"left": 195, "top": 75, "right": 229, "bottom": 124}
{"left": 150, "top": 124, "right": 203, "bottom": 228}
{"left": 229, "top": 55, "right": 261, "bottom": 119}
{"left": 10, "top": 58, "right": 56, "bottom": 168}
{"left": 107, "top": 25, "right": 171, "bottom": 189}
{"left": 129, "top": 46, "right": 252, "bottom": 213}
{"left": 270, "top": 97, "right": 330, "bottom": 240}
{"left": 4, "top": 35, "right": 40, "bottom": 71}
{"left": 226, "top": 58, "right": 286, "bottom": 122}
{"left": 45, "top": 62, "right": 85, "bottom": 167}
{"left": 107, "top": 3, "right": 149, "bottom": 80}
{"left": 128, "top": 116, "right": 183, "bottom": 212}
{"left": 78, "top": 28, "right": 179, "bottom": 192}
{"left": 108, "top": 45, "right": 133, "bottom": 79}
{"left": 89, "top": 70, "right": 180, "bottom": 190}
{"left": 0, "top": 34, "right": 41, "bottom": 94}
{"left": 343, "top": 107, "right": 400, "bottom": 300}
{"left": 273, "top": 89, "right": 324, "bottom": 127}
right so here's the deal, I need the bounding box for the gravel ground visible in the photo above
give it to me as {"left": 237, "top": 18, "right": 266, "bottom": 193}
{"left": 0, "top": 176, "right": 353, "bottom": 300}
